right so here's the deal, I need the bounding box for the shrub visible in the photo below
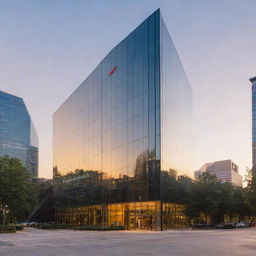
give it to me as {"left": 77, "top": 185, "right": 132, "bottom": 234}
{"left": 73, "top": 226, "right": 125, "bottom": 231}
{"left": 40, "top": 224, "right": 74, "bottom": 229}
{"left": 40, "top": 224, "right": 125, "bottom": 231}
{"left": 0, "top": 225, "right": 16, "bottom": 233}
{"left": 14, "top": 225, "right": 24, "bottom": 231}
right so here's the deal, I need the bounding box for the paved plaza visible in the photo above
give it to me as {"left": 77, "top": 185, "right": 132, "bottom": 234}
{"left": 0, "top": 228, "right": 256, "bottom": 256}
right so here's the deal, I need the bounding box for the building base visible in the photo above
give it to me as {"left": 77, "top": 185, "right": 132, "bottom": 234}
{"left": 55, "top": 201, "right": 188, "bottom": 231}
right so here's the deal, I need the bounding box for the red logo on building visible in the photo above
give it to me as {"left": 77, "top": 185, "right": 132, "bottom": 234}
{"left": 108, "top": 66, "right": 117, "bottom": 76}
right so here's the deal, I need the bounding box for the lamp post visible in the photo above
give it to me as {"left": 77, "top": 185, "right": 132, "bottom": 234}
{"left": 0, "top": 204, "right": 3, "bottom": 225}
{"left": 0, "top": 198, "right": 7, "bottom": 225}
{"left": 0, "top": 198, "right": 2, "bottom": 225}
{"left": 2, "top": 205, "right": 5, "bottom": 226}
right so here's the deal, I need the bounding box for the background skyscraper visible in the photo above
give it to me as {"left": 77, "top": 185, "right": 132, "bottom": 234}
{"left": 0, "top": 91, "right": 39, "bottom": 177}
{"left": 194, "top": 159, "right": 243, "bottom": 187}
{"left": 250, "top": 76, "right": 256, "bottom": 168}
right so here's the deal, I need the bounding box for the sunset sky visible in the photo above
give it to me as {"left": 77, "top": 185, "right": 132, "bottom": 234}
{"left": 0, "top": 0, "right": 255, "bottom": 178}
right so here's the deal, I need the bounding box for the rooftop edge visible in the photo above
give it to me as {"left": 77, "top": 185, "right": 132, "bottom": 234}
{"left": 249, "top": 76, "right": 256, "bottom": 83}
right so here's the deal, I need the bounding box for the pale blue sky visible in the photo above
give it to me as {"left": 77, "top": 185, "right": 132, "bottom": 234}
{"left": 0, "top": 0, "right": 255, "bottom": 178}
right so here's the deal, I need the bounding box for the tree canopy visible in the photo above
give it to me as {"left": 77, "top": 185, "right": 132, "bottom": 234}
{"left": 0, "top": 156, "right": 38, "bottom": 223}
{"left": 184, "top": 171, "right": 254, "bottom": 224}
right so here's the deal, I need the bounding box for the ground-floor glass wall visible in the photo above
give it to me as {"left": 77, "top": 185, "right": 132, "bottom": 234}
{"left": 55, "top": 201, "right": 188, "bottom": 230}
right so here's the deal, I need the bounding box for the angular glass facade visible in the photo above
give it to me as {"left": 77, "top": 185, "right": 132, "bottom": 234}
{"left": 0, "top": 91, "right": 39, "bottom": 177}
{"left": 53, "top": 9, "right": 192, "bottom": 230}
{"left": 160, "top": 14, "right": 192, "bottom": 201}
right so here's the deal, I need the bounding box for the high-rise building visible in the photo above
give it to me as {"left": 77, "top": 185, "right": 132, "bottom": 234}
{"left": 0, "top": 91, "right": 39, "bottom": 177}
{"left": 53, "top": 9, "right": 192, "bottom": 230}
{"left": 250, "top": 76, "right": 256, "bottom": 168}
{"left": 194, "top": 160, "right": 243, "bottom": 187}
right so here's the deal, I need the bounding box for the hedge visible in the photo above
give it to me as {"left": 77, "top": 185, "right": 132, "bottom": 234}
{"left": 0, "top": 225, "right": 16, "bottom": 233}
{"left": 41, "top": 224, "right": 125, "bottom": 231}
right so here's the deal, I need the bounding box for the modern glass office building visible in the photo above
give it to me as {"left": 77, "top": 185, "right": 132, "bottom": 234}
{"left": 53, "top": 9, "right": 192, "bottom": 230}
{"left": 0, "top": 91, "right": 39, "bottom": 177}
{"left": 250, "top": 76, "right": 256, "bottom": 167}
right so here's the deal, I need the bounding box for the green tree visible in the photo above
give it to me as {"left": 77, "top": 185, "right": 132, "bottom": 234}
{"left": 225, "top": 185, "right": 250, "bottom": 220}
{"left": 210, "top": 183, "right": 249, "bottom": 223}
{"left": 185, "top": 172, "right": 251, "bottom": 225}
{"left": 0, "top": 156, "right": 38, "bottom": 223}
{"left": 185, "top": 172, "right": 222, "bottom": 224}
{"left": 245, "top": 167, "right": 256, "bottom": 216}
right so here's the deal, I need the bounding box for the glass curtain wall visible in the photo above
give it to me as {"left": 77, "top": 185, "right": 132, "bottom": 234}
{"left": 53, "top": 9, "right": 192, "bottom": 230}
{"left": 55, "top": 201, "right": 187, "bottom": 230}
{"left": 251, "top": 78, "right": 256, "bottom": 167}
{"left": 0, "top": 91, "right": 39, "bottom": 177}
{"left": 160, "top": 14, "right": 193, "bottom": 201}
{"left": 53, "top": 10, "right": 161, "bottom": 206}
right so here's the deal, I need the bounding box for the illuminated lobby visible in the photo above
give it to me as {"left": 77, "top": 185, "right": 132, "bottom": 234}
{"left": 53, "top": 9, "right": 192, "bottom": 230}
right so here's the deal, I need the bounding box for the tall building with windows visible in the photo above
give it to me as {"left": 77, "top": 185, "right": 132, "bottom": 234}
{"left": 53, "top": 9, "right": 192, "bottom": 230}
{"left": 194, "top": 160, "right": 243, "bottom": 187}
{"left": 0, "top": 91, "right": 39, "bottom": 177}
{"left": 250, "top": 76, "right": 256, "bottom": 168}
